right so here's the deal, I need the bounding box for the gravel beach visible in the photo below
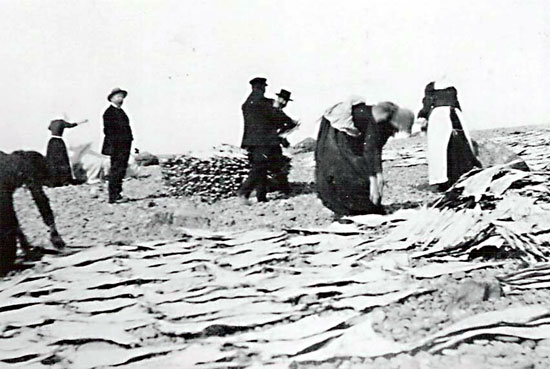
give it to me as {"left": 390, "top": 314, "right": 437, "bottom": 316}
{"left": 3, "top": 125, "right": 550, "bottom": 369}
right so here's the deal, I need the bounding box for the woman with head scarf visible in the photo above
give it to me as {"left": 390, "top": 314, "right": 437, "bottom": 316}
{"left": 315, "top": 98, "right": 414, "bottom": 215}
{"left": 46, "top": 117, "right": 88, "bottom": 187}
{"left": 418, "top": 80, "right": 480, "bottom": 191}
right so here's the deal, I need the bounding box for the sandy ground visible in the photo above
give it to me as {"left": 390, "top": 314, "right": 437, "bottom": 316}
{"left": 5, "top": 124, "right": 550, "bottom": 369}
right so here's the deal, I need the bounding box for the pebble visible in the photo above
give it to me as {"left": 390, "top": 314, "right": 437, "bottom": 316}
{"left": 496, "top": 335, "right": 521, "bottom": 343}
{"left": 490, "top": 341, "right": 512, "bottom": 357}
{"left": 392, "top": 325, "right": 407, "bottom": 339}
{"left": 452, "top": 271, "right": 466, "bottom": 279}
{"left": 507, "top": 343, "right": 526, "bottom": 355}
{"left": 371, "top": 308, "right": 386, "bottom": 323}
{"left": 521, "top": 340, "right": 537, "bottom": 350}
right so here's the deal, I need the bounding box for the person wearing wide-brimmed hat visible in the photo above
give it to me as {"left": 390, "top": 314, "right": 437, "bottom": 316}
{"left": 101, "top": 87, "right": 133, "bottom": 203}
{"left": 273, "top": 89, "right": 298, "bottom": 137}
{"left": 268, "top": 89, "right": 299, "bottom": 194}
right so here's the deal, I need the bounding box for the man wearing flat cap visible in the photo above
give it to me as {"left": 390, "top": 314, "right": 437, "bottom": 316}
{"left": 102, "top": 87, "right": 133, "bottom": 204}
{"left": 238, "top": 78, "right": 296, "bottom": 204}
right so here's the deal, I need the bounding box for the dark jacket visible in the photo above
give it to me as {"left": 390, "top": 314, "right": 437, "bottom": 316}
{"left": 101, "top": 105, "right": 133, "bottom": 156}
{"left": 0, "top": 151, "right": 56, "bottom": 228}
{"left": 418, "top": 83, "right": 462, "bottom": 119}
{"left": 240, "top": 91, "right": 293, "bottom": 148}
{"left": 48, "top": 119, "right": 77, "bottom": 136}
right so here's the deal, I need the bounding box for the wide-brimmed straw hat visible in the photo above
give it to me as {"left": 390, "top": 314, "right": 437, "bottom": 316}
{"left": 107, "top": 87, "right": 128, "bottom": 101}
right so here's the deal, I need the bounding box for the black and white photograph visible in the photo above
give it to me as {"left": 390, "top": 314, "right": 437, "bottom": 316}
{"left": 1, "top": 1, "right": 550, "bottom": 368}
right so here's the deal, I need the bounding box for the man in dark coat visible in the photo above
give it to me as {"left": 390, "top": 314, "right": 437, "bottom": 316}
{"left": 238, "top": 78, "right": 295, "bottom": 204}
{"left": 102, "top": 88, "right": 133, "bottom": 203}
{"left": 268, "top": 89, "right": 299, "bottom": 194}
{"left": 0, "top": 150, "right": 66, "bottom": 275}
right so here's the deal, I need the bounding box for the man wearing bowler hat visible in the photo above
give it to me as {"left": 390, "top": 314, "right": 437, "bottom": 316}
{"left": 273, "top": 89, "right": 299, "bottom": 142}
{"left": 102, "top": 87, "right": 133, "bottom": 204}
{"left": 270, "top": 89, "right": 299, "bottom": 194}
{"left": 238, "top": 78, "right": 296, "bottom": 204}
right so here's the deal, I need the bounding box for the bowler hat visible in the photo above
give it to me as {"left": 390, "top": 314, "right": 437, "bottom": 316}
{"left": 249, "top": 77, "right": 267, "bottom": 86}
{"left": 107, "top": 87, "right": 128, "bottom": 101}
{"left": 276, "top": 89, "right": 293, "bottom": 101}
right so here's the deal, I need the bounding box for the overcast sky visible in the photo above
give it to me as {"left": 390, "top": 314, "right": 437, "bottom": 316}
{"left": 0, "top": 0, "right": 548, "bottom": 154}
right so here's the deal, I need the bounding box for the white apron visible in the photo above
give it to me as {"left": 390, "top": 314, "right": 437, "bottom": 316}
{"left": 427, "top": 107, "right": 475, "bottom": 185}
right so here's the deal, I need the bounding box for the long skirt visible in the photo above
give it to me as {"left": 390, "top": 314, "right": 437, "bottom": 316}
{"left": 315, "top": 118, "right": 384, "bottom": 216}
{"left": 46, "top": 138, "right": 74, "bottom": 187}
{"left": 427, "top": 107, "right": 478, "bottom": 186}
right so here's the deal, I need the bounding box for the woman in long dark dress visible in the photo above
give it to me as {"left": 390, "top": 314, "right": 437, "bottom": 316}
{"left": 315, "top": 101, "right": 414, "bottom": 216}
{"left": 46, "top": 118, "right": 87, "bottom": 187}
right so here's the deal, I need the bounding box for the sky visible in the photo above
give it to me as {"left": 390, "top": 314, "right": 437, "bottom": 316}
{"left": 0, "top": 0, "right": 549, "bottom": 155}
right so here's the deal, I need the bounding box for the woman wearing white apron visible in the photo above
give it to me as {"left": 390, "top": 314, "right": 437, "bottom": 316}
{"left": 418, "top": 81, "right": 479, "bottom": 191}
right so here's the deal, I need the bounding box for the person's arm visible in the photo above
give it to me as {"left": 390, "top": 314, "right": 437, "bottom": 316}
{"left": 417, "top": 105, "right": 430, "bottom": 119}
{"left": 363, "top": 127, "right": 384, "bottom": 206}
{"left": 15, "top": 220, "right": 31, "bottom": 254}
{"left": 28, "top": 185, "right": 65, "bottom": 248}
{"left": 369, "top": 175, "right": 381, "bottom": 206}
{"left": 367, "top": 167, "right": 383, "bottom": 206}
{"left": 275, "top": 110, "right": 298, "bottom": 133}
{"left": 376, "top": 172, "right": 384, "bottom": 201}
{"left": 66, "top": 119, "right": 88, "bottom": 128}
{"left": 258, "top": 98, "right": 290, "bottom": 128}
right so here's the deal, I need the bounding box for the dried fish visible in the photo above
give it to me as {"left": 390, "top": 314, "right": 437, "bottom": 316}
{"left": 407, "top": 261, "right": 504, "bottom": 279}
{"left": 160, "top": 147, "right": 291, "bottom": 203}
